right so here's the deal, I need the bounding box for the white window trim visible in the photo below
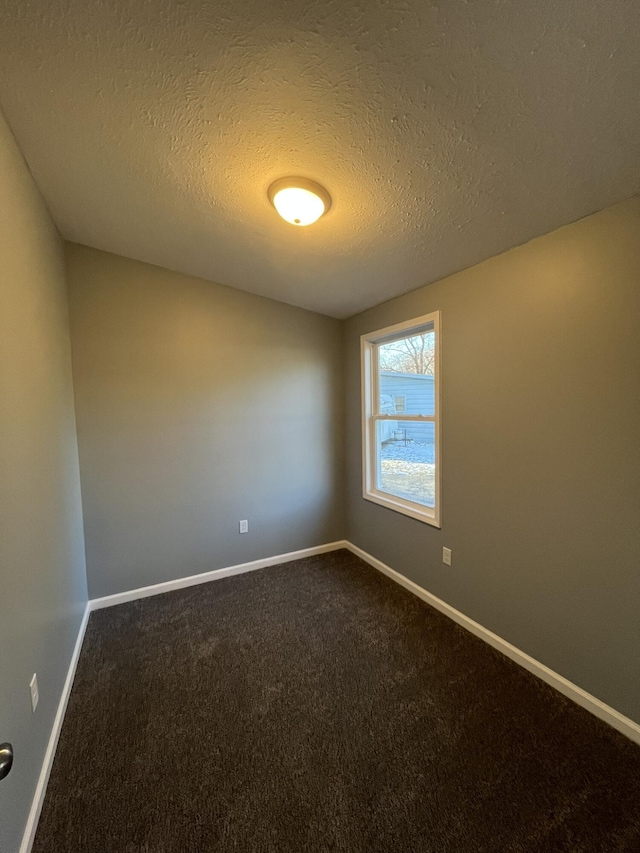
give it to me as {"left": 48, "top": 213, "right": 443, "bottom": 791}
{"left": 361, "top": 311, "right": 441, "bottom": 528}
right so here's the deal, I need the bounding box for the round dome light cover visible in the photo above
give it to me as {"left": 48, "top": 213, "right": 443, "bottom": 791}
{"left": 268, "top": 178, "right": 331, "bottom": 226}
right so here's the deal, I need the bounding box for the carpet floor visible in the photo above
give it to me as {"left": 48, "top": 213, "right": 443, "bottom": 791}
{"left": 34, "top": 550, "right": 640, "bottom": 852}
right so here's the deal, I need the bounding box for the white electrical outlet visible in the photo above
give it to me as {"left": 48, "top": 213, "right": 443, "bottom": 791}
{"left": 239, "top": 519, "right": 248, "bottom": 534}
{"left": 442, "top": 547, "right": 452, "bottom": 566}
{"left": 29, "top": 673, "right": 39, "bottom": 712}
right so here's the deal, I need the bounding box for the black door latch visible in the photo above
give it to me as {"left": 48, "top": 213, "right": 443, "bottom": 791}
{"left": 0, "top": 743, "right": 14, "bottom": 780}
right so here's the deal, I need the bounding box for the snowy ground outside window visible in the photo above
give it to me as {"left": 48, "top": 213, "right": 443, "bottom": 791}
{"left": 379, "top": 441, "right": 435, "bottom": 508}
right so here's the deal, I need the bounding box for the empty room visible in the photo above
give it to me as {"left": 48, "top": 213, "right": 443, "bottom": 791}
{"left": 1, "top": 1, "right": 639, "bottom": 851}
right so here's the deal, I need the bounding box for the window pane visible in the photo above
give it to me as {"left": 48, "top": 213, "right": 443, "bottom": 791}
{"left": 377, "top": 331, "right": 435, "bottom": 416}
{"left": 376, "top": 420, "right": 435, "bottom": 508}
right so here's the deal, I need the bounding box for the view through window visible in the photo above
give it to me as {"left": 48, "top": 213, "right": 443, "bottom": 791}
{"left": 361, "top": 313, "right": 440, "bottom": 526}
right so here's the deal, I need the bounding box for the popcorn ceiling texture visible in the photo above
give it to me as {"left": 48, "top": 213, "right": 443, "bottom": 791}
{"left": 1, "top": 0, "right": 639, "bottom": 317}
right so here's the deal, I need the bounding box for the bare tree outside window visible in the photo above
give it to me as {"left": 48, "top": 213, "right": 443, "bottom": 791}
{"left": 378, "top": 331, "right": 435, "bottom": 375}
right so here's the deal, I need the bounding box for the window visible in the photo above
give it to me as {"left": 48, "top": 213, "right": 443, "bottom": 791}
{"left": 361, "top": 312, "right": 441, "bottom": 527}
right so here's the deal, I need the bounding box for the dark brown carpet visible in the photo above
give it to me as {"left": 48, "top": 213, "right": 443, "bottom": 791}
{"left": 34, "top": 550, "right": 640, "bottom": 852}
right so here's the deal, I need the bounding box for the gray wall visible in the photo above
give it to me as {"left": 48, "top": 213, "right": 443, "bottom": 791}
{"left": 344, "top": 197, "right": 640, "bottom": 724}
{"left": 0, "top": 111, "right": 87, "bottom": 852}
{"left": 66, "top": 244, "right": 345, "bottom": 599}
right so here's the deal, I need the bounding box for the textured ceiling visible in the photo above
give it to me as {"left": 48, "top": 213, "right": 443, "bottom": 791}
{"left": 1, "top": 1, "right": 640, "bottom": 317}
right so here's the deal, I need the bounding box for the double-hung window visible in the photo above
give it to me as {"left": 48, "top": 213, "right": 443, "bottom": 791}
{"left": 361, "top": 311, "right": 441, "bottom": 527}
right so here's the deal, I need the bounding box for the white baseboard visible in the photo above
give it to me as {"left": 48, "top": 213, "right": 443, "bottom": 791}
{"left": 20, "top": 602, "right": 91, "bottom": 853}
{"left": 344, "top": 541, "right": 640, "bottom": 746}
{"left": 89, "top": 540, "right": 348, "bottom": 611}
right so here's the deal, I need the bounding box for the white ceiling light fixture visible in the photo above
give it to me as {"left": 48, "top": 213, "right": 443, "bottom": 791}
{"left": 268, "top": 177, "right": 332, "bottom": 226}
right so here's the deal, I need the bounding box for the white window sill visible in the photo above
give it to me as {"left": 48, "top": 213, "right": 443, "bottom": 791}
{"left": 363, "top": 488, "right": 441, "bottom": 528}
